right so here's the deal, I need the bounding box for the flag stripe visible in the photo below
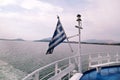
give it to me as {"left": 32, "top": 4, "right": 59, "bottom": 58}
{"left": 52, "top": 31, "right": 64, "bottom": 41}
{"left": 49, "top": 31, "right": 64, "bottom": 46}
{"left": 47, "top": 36, "right": 66, "bottom": 54}
{"left": 49, "top": 34, "right": 66, "bottom": 49}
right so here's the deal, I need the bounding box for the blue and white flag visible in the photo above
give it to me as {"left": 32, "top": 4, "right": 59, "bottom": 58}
{"left": 46, "top": 17, "right": 67, "bottom": 54}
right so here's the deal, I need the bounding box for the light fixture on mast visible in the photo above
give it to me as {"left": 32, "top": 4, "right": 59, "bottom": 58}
{"left": 75, "top": 14, "right": 83, "bottom": 29}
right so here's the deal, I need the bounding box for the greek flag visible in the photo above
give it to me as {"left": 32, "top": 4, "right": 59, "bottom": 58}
{"left": 46, "top": 17, "right": 66, "bottom": 54}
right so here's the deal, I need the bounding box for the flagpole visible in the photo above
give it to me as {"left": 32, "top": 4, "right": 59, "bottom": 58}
{"left": 57, "top": 16, "right": 73, "bottom": 52}
{"left": 75, "top": 14, "right": 83, "bottom": 73}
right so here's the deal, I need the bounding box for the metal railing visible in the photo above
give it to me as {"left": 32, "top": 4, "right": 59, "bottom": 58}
{"left": 22, "top": 55, "right": 79, "bottom": 80}
{"left": 88, "top": 53, "right": 120, "bottom": 69}
{"left": 22, "top": 52, "right": 120, "bottom": 80}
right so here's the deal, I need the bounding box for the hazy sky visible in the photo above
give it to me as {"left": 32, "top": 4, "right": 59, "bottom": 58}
{"left": 0, "top": 0, "right": 120, "bottom": 41}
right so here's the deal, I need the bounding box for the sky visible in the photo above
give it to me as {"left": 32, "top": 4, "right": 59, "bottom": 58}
{"left": 0, "top": 0, "right": 120, "bottom": 41}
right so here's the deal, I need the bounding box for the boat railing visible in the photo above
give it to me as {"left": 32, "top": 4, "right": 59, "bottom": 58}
{"left": 78, "top": 52, "right": 120, "bottom": 72}
{"left": 22, "top": 55, "right": 79, "bottom": 80}
{"left": 22, "top": 52, "right": 120, "bottom": 80}
{"left": 88, "top": 52, "right": 120, "bottom": 70}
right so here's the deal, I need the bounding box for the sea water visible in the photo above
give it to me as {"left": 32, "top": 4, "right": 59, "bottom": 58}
{"left": 0, "top": 40, "right": 120, "bottom": 80}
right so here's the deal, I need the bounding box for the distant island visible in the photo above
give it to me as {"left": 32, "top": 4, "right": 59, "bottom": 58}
{"left": 83, "top": 39, "right": 120, "bottom": 45}
{"left": 34, "top": 37, "right": 51, "bottom": 42}
{"left": 34, "top": 38, "right": 120, "bottom": 45}
{"left": 0, "top": 38, "right": 25, "bottom": 41}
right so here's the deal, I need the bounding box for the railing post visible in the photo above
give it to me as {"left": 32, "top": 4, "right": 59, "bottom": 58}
{"left": 68, "top": 57, "right": 71, "bottom": 79}
{"left": 33, "top": 71, "right": 39, "bottom": 80}
{"left": 88, "top": 54, "right": 91, "bottom": 70}
{"left": 69, "top": 57, "right": 72, "bottom": 65}
{"left": 55, "top": 62, "right": 58, "bottom": 75}
{"left": 116, "top": 53, "right": 119, "bottom": 62}
{"left": 98, "top": 53, "right": 101, "bottom": 64}
{"left": 75, "top": 56, "right": 78, "bottom": 65}
{"left": 107, "top": 53, "right": 110, "bottom": 63}
{"left": 68, "top": 72, "right": 71, "bottom": 79}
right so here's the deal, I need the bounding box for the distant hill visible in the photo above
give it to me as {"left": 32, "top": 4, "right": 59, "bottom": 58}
{"left": 84, "top": 39, "right": 119, "bottom": 43}
{"left": 34, "top": 37, "right": 51, "bottom": 42}
{"left": 11, "top": 38, "right": 25, "bottom": 41}
{"left": 83, "top": 39, "right": 120, "bottom": 45}
{"left": 0, "top": 38, "right": 25, "bottom": 41}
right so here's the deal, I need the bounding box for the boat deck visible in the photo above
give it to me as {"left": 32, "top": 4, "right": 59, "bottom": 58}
{"left": 80, "top": 65, "right": 120, "bottom": 80}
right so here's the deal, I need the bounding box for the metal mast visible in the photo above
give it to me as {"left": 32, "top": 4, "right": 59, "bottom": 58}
{"left": 75, "top": 14, "right": 83, "bottom": 73}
